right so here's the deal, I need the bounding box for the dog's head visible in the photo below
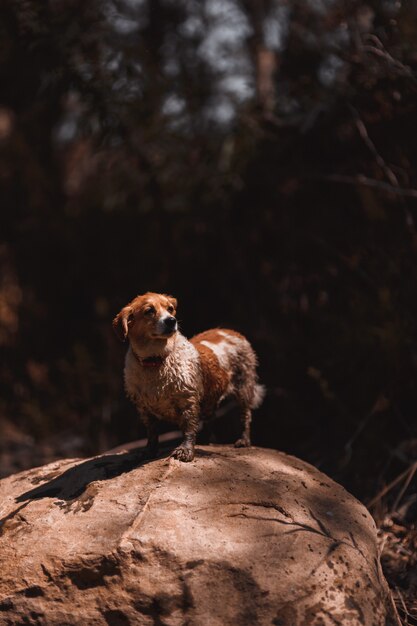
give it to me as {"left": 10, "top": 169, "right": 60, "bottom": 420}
{"left": 112, "top": 292, "right": 178, "bottom": 343}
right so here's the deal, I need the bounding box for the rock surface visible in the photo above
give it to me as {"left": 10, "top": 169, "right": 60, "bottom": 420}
{"left": 0, "top": 445, "right": 398, "bottom": 626}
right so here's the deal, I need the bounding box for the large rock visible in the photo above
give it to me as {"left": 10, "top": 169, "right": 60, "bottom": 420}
{"left": 0, "top": 445, "right": 398, "bottom": 626}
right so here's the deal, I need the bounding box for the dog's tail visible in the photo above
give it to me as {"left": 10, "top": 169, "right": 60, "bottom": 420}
{"left": 251, "top": 384, "right": 266, "bottom": 409}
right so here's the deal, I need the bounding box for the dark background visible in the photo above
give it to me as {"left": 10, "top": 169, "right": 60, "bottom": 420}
{"left": 1, "top": 0, "right": 417, "bottom": 507}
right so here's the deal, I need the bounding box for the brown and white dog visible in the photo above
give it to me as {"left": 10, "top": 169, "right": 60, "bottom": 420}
{"left": 113, "top": 292, "right": 265, "bottom": 462}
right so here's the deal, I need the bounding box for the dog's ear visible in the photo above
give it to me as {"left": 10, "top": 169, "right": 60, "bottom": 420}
{"left": 112, "top": 306, "right": 134, "bottom": 342}
{"left": 167, "top": 295, "right": 177, "bottom": 311}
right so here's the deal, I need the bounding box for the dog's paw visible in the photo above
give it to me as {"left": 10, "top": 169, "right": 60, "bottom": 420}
{"left": 171, "top": 445, "right": 195, "bottom": 462}
{"left": 234, "top": 437, "right": 251, "bottom": 448}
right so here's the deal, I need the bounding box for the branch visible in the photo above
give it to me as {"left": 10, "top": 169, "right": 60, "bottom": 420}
{"left": 321, "top": 174, "right": 417, "bottom": 199}
{"left": 361, "top": 34, "right": 417, "bottom": 85}
{"left": 349, "top": 106, "right": 400, "bottom": 188}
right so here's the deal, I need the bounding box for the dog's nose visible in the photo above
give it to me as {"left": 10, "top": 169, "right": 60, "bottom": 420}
{"left": 164, "top": 316, "right": 177, "bottom": 330}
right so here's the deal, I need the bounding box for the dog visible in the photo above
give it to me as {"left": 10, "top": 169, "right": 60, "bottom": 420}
{"left": 113, "top": 292, "right": 265, "bottom": 462}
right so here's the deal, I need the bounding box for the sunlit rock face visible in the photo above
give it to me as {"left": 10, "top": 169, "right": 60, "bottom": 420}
{"left": 0, "top": 445, "right": 397, "bottom": 626}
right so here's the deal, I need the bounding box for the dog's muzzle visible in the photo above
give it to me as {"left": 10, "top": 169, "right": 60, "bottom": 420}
{"left": 163, "top": 316, "right": 177, "bottom": 333}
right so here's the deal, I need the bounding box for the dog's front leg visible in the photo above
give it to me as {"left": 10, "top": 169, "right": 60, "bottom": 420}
{"left": 143, "top": 414, "right": 159, "bottom": 459}
{"left": 171, "top": 406, "right": 199, "bottom": 462}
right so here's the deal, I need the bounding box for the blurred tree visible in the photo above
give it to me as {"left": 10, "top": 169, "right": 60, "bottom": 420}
{"left": 0, "top": 0, "right": 417, "bottom": 500}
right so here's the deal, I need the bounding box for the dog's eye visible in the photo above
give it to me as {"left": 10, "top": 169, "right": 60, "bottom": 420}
{"left": 144, "top": 306, "right": 155, "bottom": 316}
{"left": 167, "top": 305, "right": 174, "bottom": 314}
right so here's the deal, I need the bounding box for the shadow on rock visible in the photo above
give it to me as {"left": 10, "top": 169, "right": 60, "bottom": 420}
{"left": 15, "top": 445, "right": 176, "bottom": 503}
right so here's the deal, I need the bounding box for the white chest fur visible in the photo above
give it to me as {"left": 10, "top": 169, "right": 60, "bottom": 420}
{"left": 123, "top": 334, "right": 203, "bottom": 422}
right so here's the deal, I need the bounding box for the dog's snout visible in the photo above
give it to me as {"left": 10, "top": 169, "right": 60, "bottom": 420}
{"left": 165, "top": 316, "right": 177, "bottom": 330}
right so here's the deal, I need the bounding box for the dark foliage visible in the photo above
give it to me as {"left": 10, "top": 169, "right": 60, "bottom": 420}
{"left": 1, "top": 1, "right": 417, "bottom": 518}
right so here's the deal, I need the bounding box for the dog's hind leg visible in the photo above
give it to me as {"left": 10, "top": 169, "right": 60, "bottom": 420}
{"left": 233, "top": 381, "right": 264, "bottom": 448}
{"left": 234, "top": 404, "right": 252, "bottom": 448}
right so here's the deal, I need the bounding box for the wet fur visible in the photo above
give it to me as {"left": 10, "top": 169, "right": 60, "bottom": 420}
{"left": 113, "top": 293, "right": 265, "bottom": 462}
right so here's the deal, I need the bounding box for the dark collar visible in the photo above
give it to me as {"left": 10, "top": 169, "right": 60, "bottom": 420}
{"left": 132, "top": 350, "right": 166, "bottom": 368}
